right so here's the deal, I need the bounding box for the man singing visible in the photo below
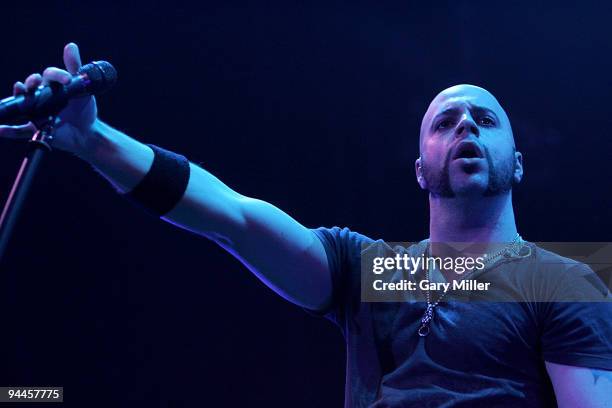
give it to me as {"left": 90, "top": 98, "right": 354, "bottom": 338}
{"left": 1, "top": 43, "right": 610, "bottom": 407}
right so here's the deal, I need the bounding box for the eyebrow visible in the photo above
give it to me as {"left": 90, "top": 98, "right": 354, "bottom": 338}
{"left": 430, "top": 105, "right": 500, "bottom": 130}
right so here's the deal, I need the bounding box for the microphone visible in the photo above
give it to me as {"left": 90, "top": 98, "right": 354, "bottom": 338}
{"left": 0, "top": 61, "right": 117, "bottom": 125}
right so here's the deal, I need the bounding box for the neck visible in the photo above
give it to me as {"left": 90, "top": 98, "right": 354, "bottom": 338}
{"left": 428, "top": 191, "right": 517, "bottom": 243}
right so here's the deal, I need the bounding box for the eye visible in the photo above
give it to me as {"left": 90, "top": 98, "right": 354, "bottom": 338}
{"left": 436, "top": 119, "right": 453, "bottom": 130}
{"left": 478, "top": 116, "right": 495, "bottom": 126}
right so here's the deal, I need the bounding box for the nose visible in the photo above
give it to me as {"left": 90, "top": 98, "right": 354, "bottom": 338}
{"left": 455, "top": 114, "right": 479, "bottom": 139}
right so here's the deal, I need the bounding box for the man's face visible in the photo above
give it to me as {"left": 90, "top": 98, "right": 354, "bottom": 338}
{"left": 416, "top": 84, "right": 522, "bottom": 198}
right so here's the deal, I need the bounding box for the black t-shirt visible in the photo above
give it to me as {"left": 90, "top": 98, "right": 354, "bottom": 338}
{"left": 311, "top": 226, "right": 612, "bottom": 408}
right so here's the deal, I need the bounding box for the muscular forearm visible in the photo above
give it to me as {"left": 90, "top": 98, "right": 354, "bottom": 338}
{"left": 80, "top": 119, "right": 244, "bottom": 240}
{"left": 81, "top": 119, "right": 155, "bottom": 193}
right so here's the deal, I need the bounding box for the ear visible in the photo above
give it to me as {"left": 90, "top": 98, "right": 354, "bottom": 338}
{"left": 513, "top": 151, "right": 523, "bottom": 184}
{"left": 415, "top": 157, "right": 428, "bottom": 190}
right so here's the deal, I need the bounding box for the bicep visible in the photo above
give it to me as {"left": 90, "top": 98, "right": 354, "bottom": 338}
{"left": 228, "top": 196, "right": 332, "bottom": 311}
{"left": 546, "top": 361, "right": 612, "bottom": 408}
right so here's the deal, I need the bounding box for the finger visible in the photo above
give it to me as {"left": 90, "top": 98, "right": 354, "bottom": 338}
{"left": 63, "top": 42, "right": 82, "bottom": 75}
{"left": 13, "top": 81, "right": 26, "bottom": 96}
{"left": 42, "top": 67, "right": 72, "bottom": 86}
{"left": 24, "top": 73, "right": 42, "bottom": 92}
{"left": 0, "top": 123, "right": 36, "bottom": 139}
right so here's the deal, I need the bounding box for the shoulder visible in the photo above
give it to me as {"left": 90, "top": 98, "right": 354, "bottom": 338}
{"left": 532, "top": 244, "right": 583, "bottom": 267}
{"left": 312, "top": 226, "right": 375, "bottom": 244}
{"left": 529, "top": 243, "right": 610, "bottom": 300}
{"left": 312, "top": 226, "right": 427, "bottom": 259}
{"left": 311, "top": 226, "right": 376, "bottom": 257}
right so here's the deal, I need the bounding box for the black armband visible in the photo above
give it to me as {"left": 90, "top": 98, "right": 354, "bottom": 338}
{"left": 123, "top": 144, "right": 190, "bottom": 217}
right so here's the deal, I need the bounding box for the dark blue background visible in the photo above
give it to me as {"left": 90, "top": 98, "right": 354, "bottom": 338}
{"left": 0, "top": 1, "right": 611, "bottom": 406}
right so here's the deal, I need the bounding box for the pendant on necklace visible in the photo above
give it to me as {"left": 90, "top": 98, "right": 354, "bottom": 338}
{"left": 418, "top": 304, "right": 434, "bottom": 337}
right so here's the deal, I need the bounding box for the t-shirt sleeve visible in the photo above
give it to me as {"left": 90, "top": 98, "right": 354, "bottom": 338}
{"left": 306, "top": 226, "right": 374, "bottom": 330}
{"left": 540, "top": 263, "right": 612, "bottom": 370}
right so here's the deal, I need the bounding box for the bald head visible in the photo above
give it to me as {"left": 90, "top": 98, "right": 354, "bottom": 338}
{"left": 419, "top": 84, "right": 514, "bottom": 150}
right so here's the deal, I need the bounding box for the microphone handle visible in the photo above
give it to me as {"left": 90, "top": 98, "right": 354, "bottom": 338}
{"left": 0, "top": 74, "right": 89, "bottom": 125}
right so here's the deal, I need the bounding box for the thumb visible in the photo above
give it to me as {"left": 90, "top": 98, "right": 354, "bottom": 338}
{"left": 63, "top": 42, "right": 83, "bottom": 75}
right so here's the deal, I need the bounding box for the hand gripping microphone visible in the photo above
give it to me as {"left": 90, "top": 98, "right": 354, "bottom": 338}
{"left": 0, "top": 61, "right": 117, "bottom": 125}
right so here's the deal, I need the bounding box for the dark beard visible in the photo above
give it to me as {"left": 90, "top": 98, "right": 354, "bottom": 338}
{"left": 422, "top": 148, "right": 455, "bottom": 198}
{"left": 422, "top": 147, "right": 515, "bottom": 198}
{"left": 483, "top": 147, "right": 515, "bottom": 196}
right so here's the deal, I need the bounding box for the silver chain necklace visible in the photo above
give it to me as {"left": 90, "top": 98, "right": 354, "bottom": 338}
{"left": 417, "top": 233, "right": 525, "bottom": 337}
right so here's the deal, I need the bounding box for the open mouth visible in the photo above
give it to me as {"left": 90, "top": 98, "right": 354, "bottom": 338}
{"left": 452, "top": 141, "right": 484, "bottom": 160}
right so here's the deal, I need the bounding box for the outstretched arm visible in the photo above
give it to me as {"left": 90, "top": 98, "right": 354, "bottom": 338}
{"left": 0, "top": 43, "right": 332, "bottom": 311}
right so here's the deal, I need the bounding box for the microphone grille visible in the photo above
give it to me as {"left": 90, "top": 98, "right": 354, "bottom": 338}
{"left": 78, "top": 61, "right": 118, "bottom": 95}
